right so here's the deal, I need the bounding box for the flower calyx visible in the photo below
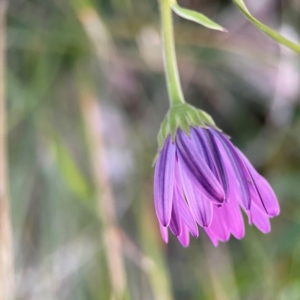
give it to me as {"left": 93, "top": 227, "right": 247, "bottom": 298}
{"left": 157, "top": 103, "right": 219, "bottom": 149}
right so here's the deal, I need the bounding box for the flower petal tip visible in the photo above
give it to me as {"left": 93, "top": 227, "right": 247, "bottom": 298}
{"left": 179, "top": 241, "right": 190, "bottom": 248}
{"left": 159, "top": 223, "right": 169, "bottom": 244}
{"left": 159, "top": 218, "right": 170, "bottom": 228}
{"left": 233, "top": 230, "right": 245, "bottom": 240}
{"left": 263, "top": 228, "right": 271, "bottom": 234}
{"left": 212, "top": 240, "right": 219, "bottom": 247}
{"left": 191, "top": 230, "right": 199, "bottom": 239}
{"left": 268, "top": 207, "right": 280, "bottom": 218}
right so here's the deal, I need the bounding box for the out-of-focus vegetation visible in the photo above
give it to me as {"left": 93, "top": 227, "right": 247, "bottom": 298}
{"left": 6, "top": 0, "right": 300, "bottom": 299}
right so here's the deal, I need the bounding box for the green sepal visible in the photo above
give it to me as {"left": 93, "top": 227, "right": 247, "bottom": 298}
{"left": 157, "top": 103, "right": 220, "bottom": 149}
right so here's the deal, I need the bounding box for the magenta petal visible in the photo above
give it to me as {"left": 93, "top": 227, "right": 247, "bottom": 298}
{"left": 205, "top": 228, "right": 219, "bottom": 247}
{"left": 210, "top": 207, "right": 231, "bottom": 242}
{"left": 210, "top": 139, "right": 245, "bottom": 239}
{"left": 209, "top": 128, "right": 251, "bottom": 210}
{"left": 178, "top": 223, "right": 190, "bottom": 247}
{"left": 249, "top": 203, "right": 271, "bottom": 233}
{"left": 159, "top": 223, "right": 169, "bottom": 243}
{"left": 176, "top": 129, "right": 225, "bottom": 203}
{"left": 205, "top": 201, "right": 244, "bottom": 245}
{"left": 217, "top": 142, "right": 248, "bottom": 239}
{"left": 221, "top": 198, "right": 245, "bottom": 239}
{"left": 154, "top": 136, "right": 176, "bottom": 226}
{"left": 228, "top": 202, "right": 245, "bottom": 239}
{"left": 179, "top": 167, "right": 213, "bottom": 227}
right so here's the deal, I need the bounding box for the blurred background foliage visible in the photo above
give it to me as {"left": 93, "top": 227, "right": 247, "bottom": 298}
{"left": 6, "top": 0, "right": 300, "bottom": 299}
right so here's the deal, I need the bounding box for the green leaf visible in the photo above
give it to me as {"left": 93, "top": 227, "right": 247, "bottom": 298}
{"left": 233, "top": 0, "right": 300, "bottom": 54}
{"left": 170, "top": 1, "right": 226, "bottom": 32}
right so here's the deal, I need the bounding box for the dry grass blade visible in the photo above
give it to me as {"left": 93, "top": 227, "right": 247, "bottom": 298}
{"left": 0, "top": 0, "right": 15, "bottom": 299}
{"left": 80, "top": 94, "right": 127, "bottom": 300}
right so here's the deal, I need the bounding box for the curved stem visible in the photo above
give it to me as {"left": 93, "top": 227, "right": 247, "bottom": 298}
{"left": 159, "top": 0, "right": 185, "bottom": 106}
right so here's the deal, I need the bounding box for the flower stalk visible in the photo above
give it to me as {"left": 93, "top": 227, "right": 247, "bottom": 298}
{"left": 159, "top": 0, "right": 185, "bottom": 107}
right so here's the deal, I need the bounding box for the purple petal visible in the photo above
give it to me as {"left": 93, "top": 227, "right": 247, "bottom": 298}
{"left": 169, "top": 186, "right": 182, "bottom": 236}
{"left": 238, "top": 150, "right": 280, "bottom": 217}
{"left": 159, "top": 223, "right": 169, "bottom": 243}
{"left": 209, "top": 148, "right": 245, "bottom": 240}
{"left": 209, "top": 207, "right": 231, "bottom": 242}
{"left": 248, "top": 203, "right": 271, "bottom": 234}
{"left": 174, "top": 159, "right": 199, "bottom": 237}
{"left": 254, "top": 176, "right": 279, "bottom": 217}
{"left": 209, "top": 128, "right": 251, "bottom": 210}
{"left": 206, "top": 130, "right": 230, "bottom": 201}
{"left": 190, "top": 128, "right": 218, "bottom": 177}
{"left": 176, "top": 129, "right": 225, "bottom": 203}
{"left": 205, "top": 229, "right": 219, "bottom": 247}
{"left": 219, "top": 198, "right": 245, "bottom": 240}
{"left": 214, "top": 138, "right": 239, "bottom": 204}
{"left": 191, "top": 126, "right": 230, "bottom": 199}
{"left": 177, "top": 223, "right": 190, "bottom": 247}
{"left": 176, "top": 184, "right": 199, "bottom": 238}
{"left": 154, "top": 136, "right": 176, "bottom": 226}
{"left": 179, "top": 166, "right": 213, "bottom": 227}
{"left": 205, "top": 200, "right": 244, "bottom": 245}
{"left": 228, "top": 201, "right": 245, "bottom": 239}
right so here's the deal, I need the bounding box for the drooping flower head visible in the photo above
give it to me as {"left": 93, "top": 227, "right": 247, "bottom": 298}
{"left": 154, "top": 103, "right": 280, "bottom": 247}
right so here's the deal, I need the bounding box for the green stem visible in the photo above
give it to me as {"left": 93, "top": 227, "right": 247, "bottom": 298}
{"left": 159, "top": 0, "right": 185, "bottom": 106}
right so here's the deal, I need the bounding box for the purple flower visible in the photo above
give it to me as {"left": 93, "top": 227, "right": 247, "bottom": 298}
{"left": 154, "top": 126, "right": 280, "bottom": 247}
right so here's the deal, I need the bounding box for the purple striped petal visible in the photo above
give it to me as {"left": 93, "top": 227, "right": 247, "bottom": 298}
{"left": 238, "top": 150, "right": 280, "bottom": 217}
{"left": 176, "top": 184, "right": 199, "bottom": 238}
{"left": 169, "top": 186, "right": 182, "bottom": 236}
{"left": 190, "top": 128, "right": 218, "bottom": 177}
{"left": 159, "top": 223, "right": 169, "bottom": 243}
{"left": 179, "top": 166, "right": 213, "bottom": 227}
{"left": 220, "top": 199, "right": 245, "bottom": 239}
{"left": 214, "top": 138, "right": 240, "bottom": 204}
{"left": 177, "top": 223, "right": 190, "bottom": 247}
{"left": 209, "top": 128, "right": 251, "bottom": 210}
{"left": 154, "top": 136, "right": 176, "bottom": 226}
{"left": 254, "top": 176, "right": 279, "bottom": 217}
{"left": 176, "top": 129, "right": 225, "bottom": 204}
{"left": 212, "top": 145, "right": 245, "bottom": 239}
{"left": 174, "top": 159, "right": 199, "bottom": 238}
{"left": 192, "top": 127, "right": 229, "bottom": 201}
{"left": 206, "top": 130, "right": 230, "bottom": 201}
{"left": 248, "top": 203, "right": 271, "bottom": 233}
